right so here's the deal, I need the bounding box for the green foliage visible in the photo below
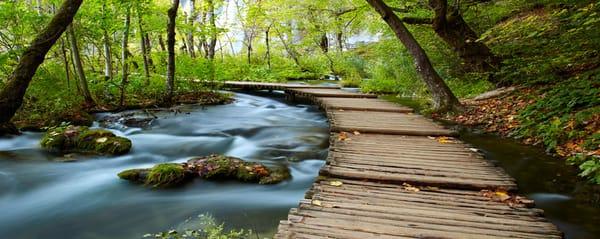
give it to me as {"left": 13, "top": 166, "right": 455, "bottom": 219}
{"left": 144, "top": 214, "right": 250, "bottom": 239}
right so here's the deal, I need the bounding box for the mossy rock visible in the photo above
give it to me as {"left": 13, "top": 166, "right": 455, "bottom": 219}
{"left": 188, "top": 154, "right": 290, "bottom": 184}
{"left": 188, "top": 154, "right": 243, "bottom": 179}
{"left": 40, "top": 125, "right": 132, "bottom": 156}
{"left": 118, "top": 169, "right": 150, "bottom": 184}
{"left": 145, "top": 163, "right": 191, "bottom": 188}
{"left": 259, "top": 167, "right": 292, "bottom": 184}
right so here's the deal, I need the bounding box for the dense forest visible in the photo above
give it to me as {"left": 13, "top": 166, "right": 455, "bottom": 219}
{"left": 0, "top": 0, "right": 599, "bottom": 237}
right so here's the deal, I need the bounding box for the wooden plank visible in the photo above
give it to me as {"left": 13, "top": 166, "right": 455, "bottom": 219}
{"left": 317, "top": 97, "right": 413, "bottom": 113}
{"left": 329, "top": 110, "right": 456, "bottom": 136}
{"left": 288, "top": 88, "right": 378, "bottom": 98}
{"left": 223, "top": 81, "right": 340, "bottom": 90}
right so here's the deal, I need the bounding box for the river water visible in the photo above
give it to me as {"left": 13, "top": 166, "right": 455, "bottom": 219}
{"left": 0, "top": 92, "right": 329, "bottom": 239}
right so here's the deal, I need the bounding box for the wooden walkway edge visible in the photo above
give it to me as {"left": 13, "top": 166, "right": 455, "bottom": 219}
{"left": 222, "top": 81, "right": 563, "bottom": 239}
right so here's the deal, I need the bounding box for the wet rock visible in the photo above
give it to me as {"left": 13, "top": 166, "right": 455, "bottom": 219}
{"left": 98, "top": 112, "right": 155, "bottom": 129}
{"left": 145, "top": 164, "right": 192, "bottom": 188}
{"left": 259, "top": 167, "right": 291, "bottom": 184}
{"left": 118, "top": 154, "right": 291, "bottom": 188}
{"left": 118, "top": 169, "right": 150, "bottom": 183}
{"left": 188, "top": 154, "right": 276, "bottom": 183}
{"left": 40, "top": 125, "right": 132, "bottom": 155}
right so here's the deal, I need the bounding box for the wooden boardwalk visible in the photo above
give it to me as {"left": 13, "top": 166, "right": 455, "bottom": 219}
{"left": 222, "top": 82, "right": 563, "bottom": 239}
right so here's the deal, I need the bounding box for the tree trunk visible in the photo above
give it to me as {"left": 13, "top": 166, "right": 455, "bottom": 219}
{"left": 102, "top": 29, "right": 113, "bottom": 81}
{"left": 120, "top": 8, "right": 131, "bottom": 107}
{"left": 60, "top": 37, "right": 71, "bottom": 88}
{"left": 67, "top": 24, "right": 95, "bottom": 106}
{"left": 320, "top": 33, "right": 329, "bottom": 53}
{"left": 274, "top": 26, "right": 301, "bottom": 68}
{"left": 365, "top": 0, "right": 461, "bottom": 112}
{"left": 336, "top": 32, "right": 344, "bottom": 52}
{"left": 144, "top": 33, "right": 155, "bottom": 72}
{"left": 265, "top": 27, "right": 271, "bottom": 70}
{"left": 206, "top": 0, "right": 217, "bottom": 60}
{"left": 137, "top": 8, "right": 151, "bottom": 84}
{"left": 0, "top": 0, "right": 84, "bottom": 129}
{"left": 158, "top": 34, "right": 166, "bottom": 51}
{"left": 429, "top": 0, "right": 498, "bottom": 72}
{"left": 165, "top": 0, "right": 180, "bottom": 103}
{"left": 187, "top": 0, "right": 196, "bottom": 58}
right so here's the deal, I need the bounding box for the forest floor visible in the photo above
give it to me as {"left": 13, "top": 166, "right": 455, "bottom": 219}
{"left": 433, "top": 83, "right": 599, "bottom": 183}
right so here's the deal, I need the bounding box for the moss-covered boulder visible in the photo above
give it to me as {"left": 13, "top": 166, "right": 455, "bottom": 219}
{"left": 40, "top": 125, "right": 132, "bottom": 155}
{"left": 145, "top": 163, "right": 192, "bottom": 188}
{"left": 117, "top": 169, "right": 150, "bottom": 184}
{"left": 188, "top": 154, "right": 290, "bottom": 183}
{"left": 259, "top": 167, "right": 292, "bottom": 184}
{"left": 118, "top": 155, "right": 291, "bottom": 189}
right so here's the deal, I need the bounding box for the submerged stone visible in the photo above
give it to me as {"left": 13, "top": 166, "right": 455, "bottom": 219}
{"left": 40, "top": 125, "right": 132, "bottom": 156}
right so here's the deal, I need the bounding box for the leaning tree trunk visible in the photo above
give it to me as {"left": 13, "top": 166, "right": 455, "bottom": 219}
{"left": 429, "top": 0, "right": 498, "bottom": 72}
{"left": 120, "top": 8, "right": 131, "bottom": 107}
{"left": 366, "top": 0, "right": 461, "bottom": 112}
{"left": 67, "top": 24, "right": 95, "bottom": 106}
{"left": 102, "top": 3, "right": 113, "bottom": 81}
{"left": 137, "top": 8, "right": 151, "bottom": 84}
{"left": 0, "top": 0, "right": 84, "bottom": 132}
{"left": 165, "top": 0, "right": 180, "bottom": 103}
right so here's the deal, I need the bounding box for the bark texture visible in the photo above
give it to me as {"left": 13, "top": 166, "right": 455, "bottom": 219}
{"left": 68, "top": 24, "right": 95, "bottom": 106}
{"left": 0, "top": 0, "right": 84, "bottom": 128}
{"left": 366, "top": 0, "right": 461, "bottom": 112}
{"left": 428, "top": 0, "right": 498, "bottom": 72}
{"left": 165, "top": 0, "right": 180, "bottom": 103}
{"left": 120, "top": 8, "right": 131, "bottom": 107}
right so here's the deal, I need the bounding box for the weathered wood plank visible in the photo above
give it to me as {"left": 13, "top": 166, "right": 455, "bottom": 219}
{"left": 317, "top": 97, "right": 413, "bottom": 113}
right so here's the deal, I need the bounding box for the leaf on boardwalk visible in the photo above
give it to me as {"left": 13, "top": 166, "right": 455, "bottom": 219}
{"left": 481, "top": 189, "right": 511, "bottom": 202}
{"left": 402, "top": 183, "right": 420, "bottom": 192}
{"left": 338, "top": 132, "right": 349, "bottom": 141}
{"left": 437, "top": 136, "right": 454, "bottom": 144}
{"left": 427, "top": 136, "right": 436, "bottom": 140}
{"left": 311, "top": 200, "right": 322, "bottom": 206}
{"left": 353, "top": 131, "right": 361, "bottom": 135}
{"left": 329, "top": 181, "right": 343, "bottom": 187}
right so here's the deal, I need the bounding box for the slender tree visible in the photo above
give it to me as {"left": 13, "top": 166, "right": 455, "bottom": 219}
{"left": 0, "top": 0, "right": 84, "bottom": 133}
{"left": 365, "top": 0, "right": 461, "bottom": 112}
{"left": 67, "top": 23, "right": 96, "bottom": 106}
{"left": 137, "top": 6, "right": 151, "bottom": 84}
{"left": 120, "top": 7, "right": 131, "bottom": 107}
{"left": 186, "top": 0, "right": 197, "bottom": 58}
{"left": 165, "top": 0, "right": 180, "bottom": 103}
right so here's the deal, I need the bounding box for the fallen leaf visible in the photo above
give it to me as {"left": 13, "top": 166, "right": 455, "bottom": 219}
{"left": 353, "top": 131, "right": 361, "bottom": 135}
{"left": 329, "top": 181, "right": 343, "bottom": 187}
{"left": 312, "top": 200, "right": 322, "bottom": 206}
{"left": 96, "top": 137, "right": 108, "bottom": 143}
{"left": 338, "top": 132, "right": 348, "bottom": 141}
{"left": 402, "top": 183, "right": 420, "bottom": 192}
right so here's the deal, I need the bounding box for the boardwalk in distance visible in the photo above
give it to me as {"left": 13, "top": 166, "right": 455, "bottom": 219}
{"left": 223, "top": 81, "right": 563, "bottom": 239}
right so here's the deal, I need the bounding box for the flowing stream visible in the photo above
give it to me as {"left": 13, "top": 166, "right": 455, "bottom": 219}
{"left": 0, "top": 92, "right": 329, "bottom": 239}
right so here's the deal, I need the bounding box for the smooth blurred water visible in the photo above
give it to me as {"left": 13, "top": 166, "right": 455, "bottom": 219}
{"left": 459, "top": 130, "right": 600, "bottom": 239}
{"left": 0, "top": 92, "right": 329, "bottom": 239}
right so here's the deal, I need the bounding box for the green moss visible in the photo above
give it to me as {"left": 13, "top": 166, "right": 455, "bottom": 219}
{"left": 145, "top": 163, "right": 189, "bottom": 188}
{"left": 39, "top": 125, "right": 132, "bottom": 156}
{"left": 235, "top": 164, "right": 260, "bottom": 182}
{"left": 118, "top": 169, "right": 150, "bottom": 183}
{"left": 190, "top": 155, "right": 242, "bottom": 179}
{"left": 259, "top": 167, "right": 292, "bottom": 184}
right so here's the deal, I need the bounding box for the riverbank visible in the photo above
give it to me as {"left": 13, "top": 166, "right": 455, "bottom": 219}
{"left": 9, "top": 90, "right": 233, "bottom": 133}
